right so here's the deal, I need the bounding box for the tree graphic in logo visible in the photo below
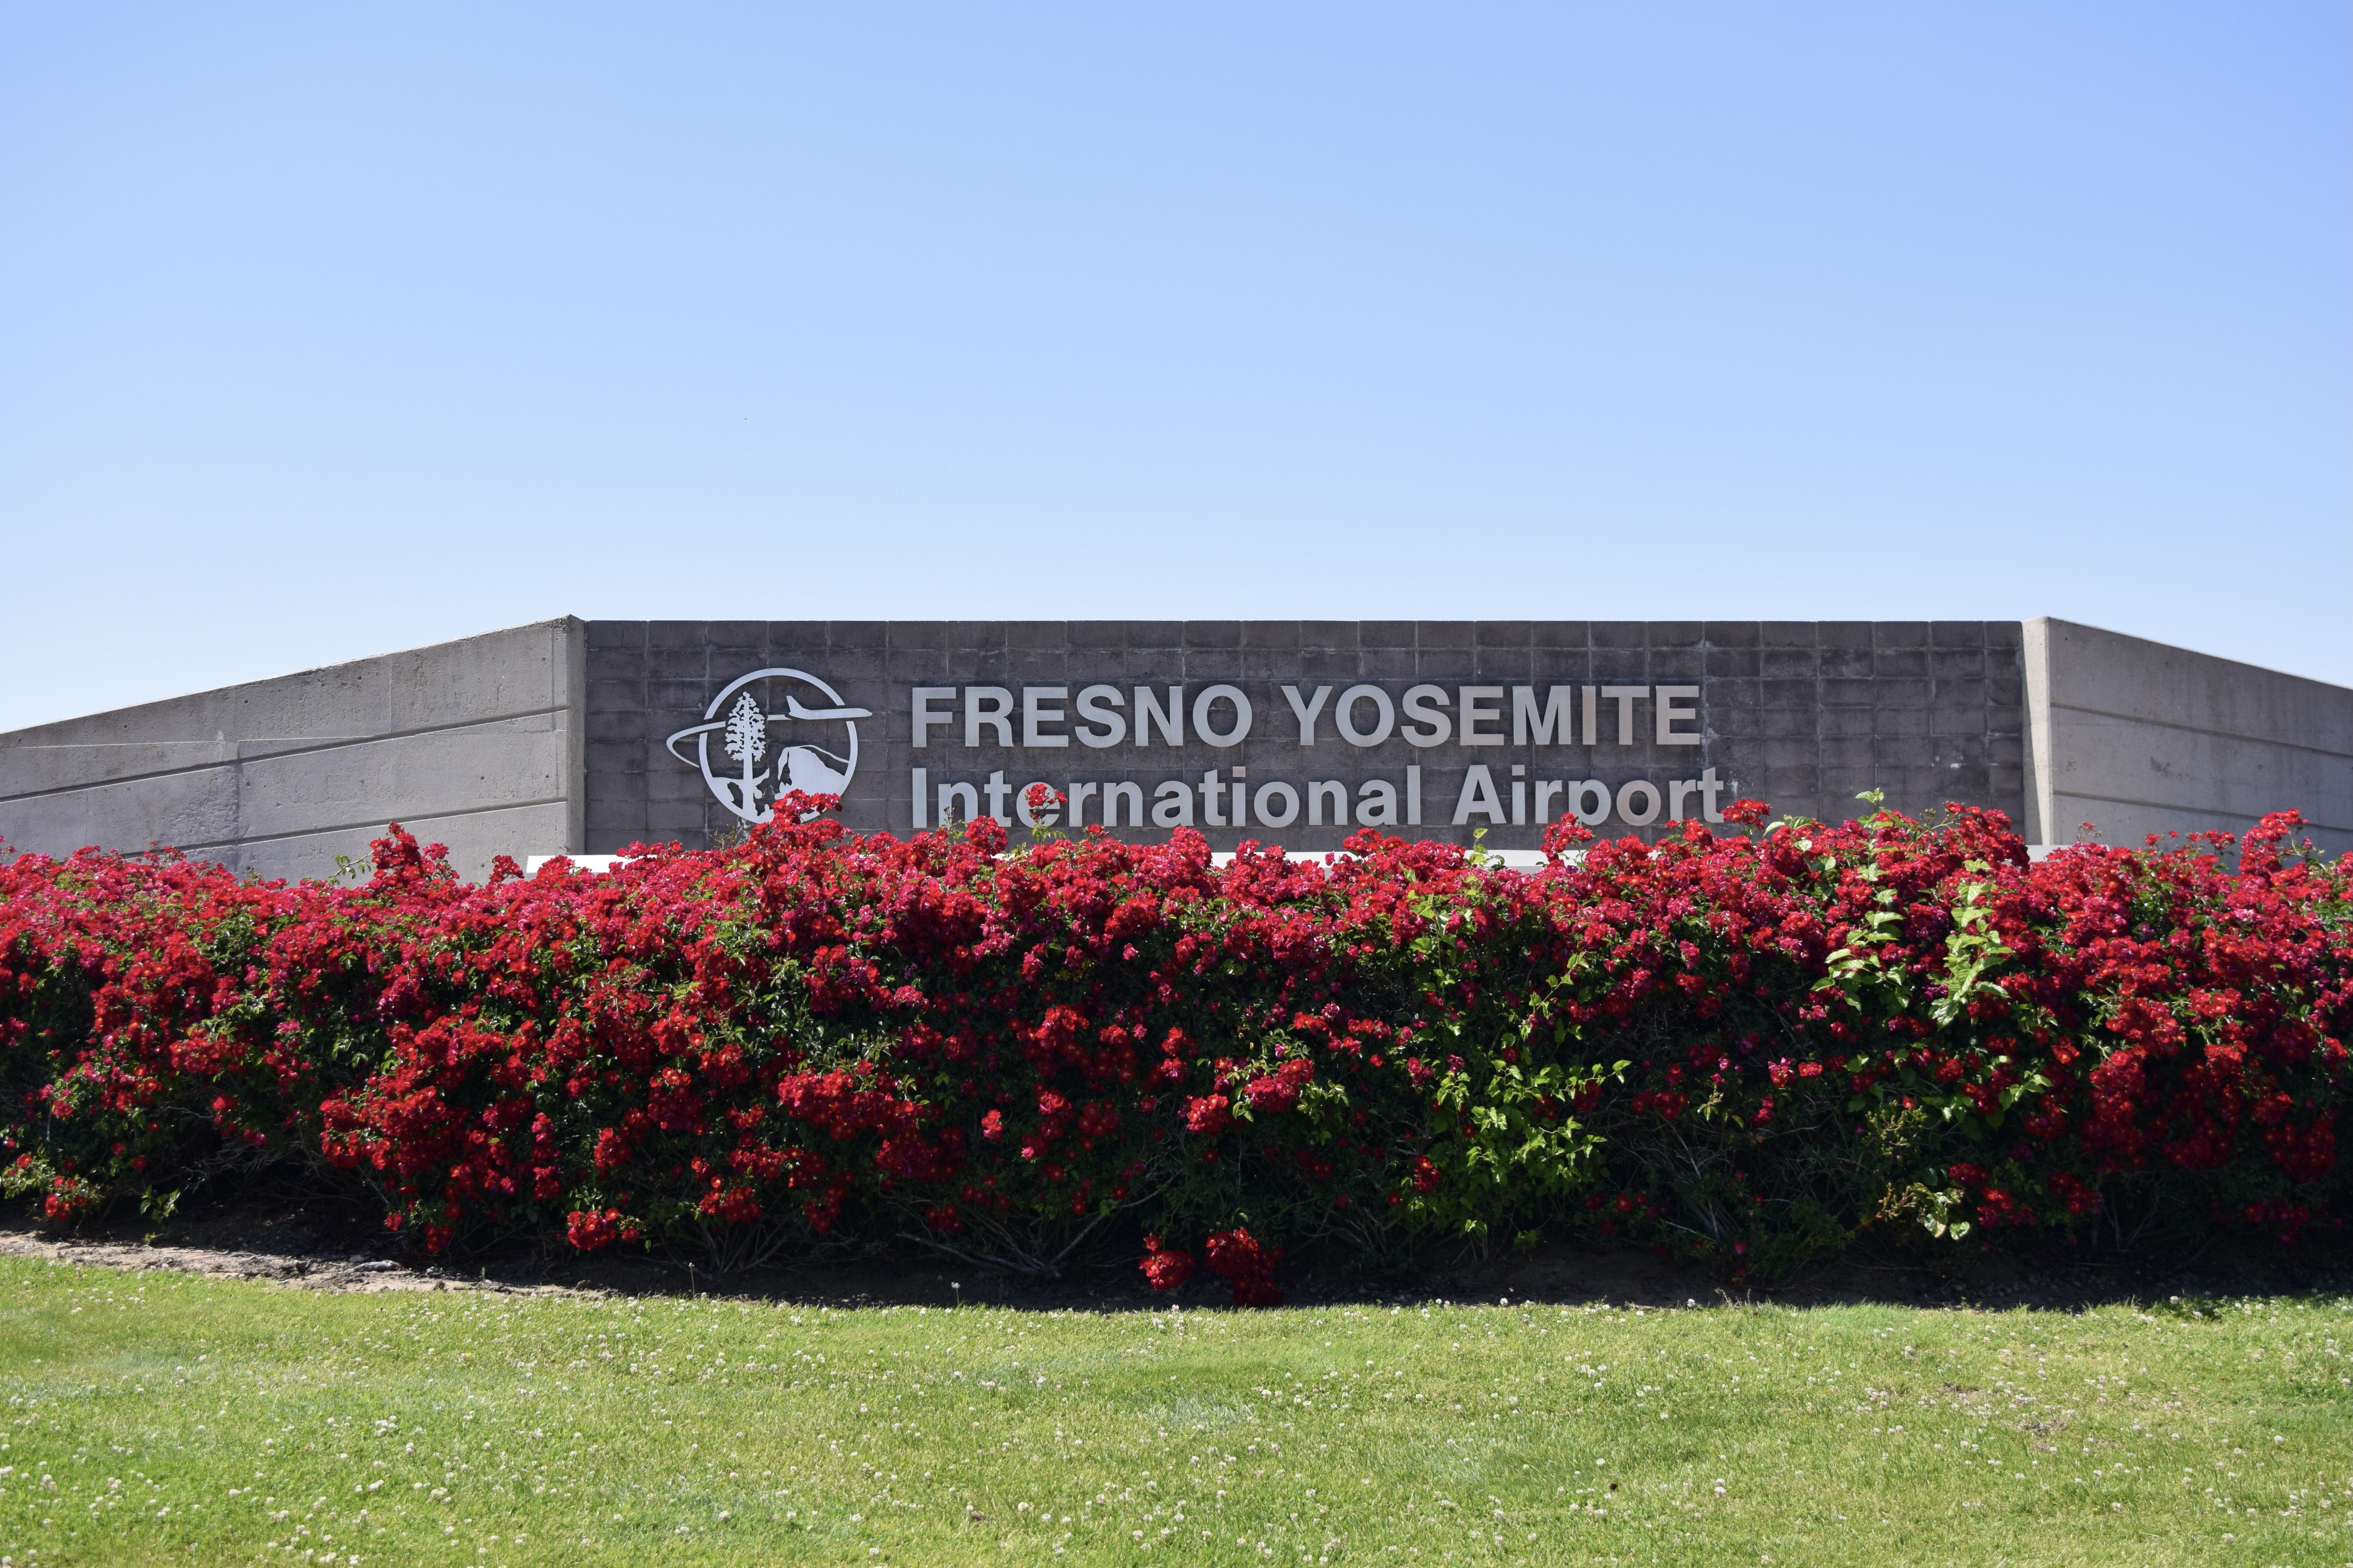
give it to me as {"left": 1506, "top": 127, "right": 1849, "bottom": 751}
{"left": 666, "top": 669, "right": 872, "bottom": 825}
{"left": 720, "top": 692, "right": 768, "bottom": 819}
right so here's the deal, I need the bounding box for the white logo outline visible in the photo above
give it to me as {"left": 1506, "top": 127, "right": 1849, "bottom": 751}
{"left": 664, "top": 667, "right": 873, "bottom": 824}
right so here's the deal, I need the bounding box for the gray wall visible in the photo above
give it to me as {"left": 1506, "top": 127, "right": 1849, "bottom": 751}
{"left": 585, "top": 620, "right": 2027, "bottom": 854}
{"left": 0, "top": 619, "right": 585, "bottom": 882}
{"left": 2022, "top": 617, "right": 2353, "bottom": 856}
{"left": 13, "top": 613, "right": 2340, "bottom": 881}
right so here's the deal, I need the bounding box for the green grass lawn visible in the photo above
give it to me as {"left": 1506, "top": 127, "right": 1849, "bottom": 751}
{"left": 0, "top": 1258, "right": 2346, "bottom": 1566}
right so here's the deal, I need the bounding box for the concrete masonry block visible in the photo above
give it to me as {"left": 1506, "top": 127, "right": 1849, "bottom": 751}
{"left": 1299, "top": 621, "right": 1360, "bottom": 652}
{"left": 945, "top": 622, "right": 1011, "bottom": 655}
{"left": 1873, "top": 649, "right": 1929, "bottom": 679}
{"left": 1818, "top": 622, "right": 1874, "bottom": 652}
{"left": 585, "top": 807, "right": 649, "bottom": 851}
{"left": 1819, "top": 737, "right": 1876, "bottom": 771}
{"left": 1757, "top": 767, "right": 1820, "bottom": 798}
{"left": 1819, "top": 678, "right": 1878, "bottom": 708}
{"left": 1289, "top": 649, "right": 1365, "bottom": 682}
{"left": 1179, "top": 652, "right": 1248, "bottom": 683}
{"left": 885, "top": 622, "right": 949, "bottom": 653}
{"left": 1931, "top": 683, "right": 1991, "bottom": 722}
{"left": 644, "top": 645, "right": 718, "bottom": 682}
{"left": 883, "top": 648, "right": 957, "bottom": 682}
{"left": 585, "top": 709, "right": 649, "bottom": 748}
{"left": 824, "top": 622, "right": 889, "bottom": 653}
{"left": 587, "top": 678, "right": 649, "bottom": 716}
{"left": 1819, "top": 649, "right": 1873, "bottom": 679}
{"left": 1411, "top": 653, "right": 1478, "bottom": 683}
{"left": 1349, "top": 649, "right": 1414, "bottom": 682}
{"left": 1006, "top": 648, "right": 1074, "bottom": 683}
{"left": 1942, "top": 766, "right": 1994, "bottom": 801}
{"left": 700, "top": 620, "right": 769, "bottom": 651}
{"left": 1892, "top": 766, "right": 1961, "bottom": 804}
{"left": 1703, "top": 679, "right": 1762, "bottom": 715}
{"left": 1007, "top": 623, "right": 1070, "bottom": 652}
{"left": 1647, "top": 649, "right": 1704, "bottom": 680}
{"left": 1240, "top": 651, "right": 1303, "bottom": 682}
{"left": 1468, "top": 650, "right": 1538, "bottom": 682}
{"left": 944, "top": 647, "right": 1014, "bottom": 682}
{"left": 1930, "top": 648, "right": 1987, "bottom": 681}
{"left": 1243, "top": 622, "right": 1305, "bottom": 652}
{"left": 585, "top": 645, "right": 647, "bottom": 683}
{"left": 1872, "top": 679, "right": 1932, "bottom": 709}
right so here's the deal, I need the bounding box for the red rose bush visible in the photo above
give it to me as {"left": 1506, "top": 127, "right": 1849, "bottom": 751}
{"left": 1, "top": 795, "right": 2345, "bottom": 1297}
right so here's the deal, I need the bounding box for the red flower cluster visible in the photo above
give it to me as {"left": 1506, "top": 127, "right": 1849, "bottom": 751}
{"left": 1138, "top": 1233, "right": 1193, "bottom": 1292}
{"left": 0, "top": 795, "right": 2345, "bottom": 1295}
{"left": 1202, "top": 1227, "right": 1283, "bottom": 1307}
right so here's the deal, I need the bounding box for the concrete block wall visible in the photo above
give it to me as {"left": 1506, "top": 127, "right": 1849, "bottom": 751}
{"left": 10, "top": 613, "right": 2341, "bottom": 880}
{"left": 0, "top": 620, "right": 586, "bottom": 882}
{"left": 2021, "top": 618, "right": 2353, "bottom": 856}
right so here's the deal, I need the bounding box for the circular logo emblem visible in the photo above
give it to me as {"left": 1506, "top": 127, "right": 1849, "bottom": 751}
{"left": 665, "top": 668, "right": 872, "bottom": 824}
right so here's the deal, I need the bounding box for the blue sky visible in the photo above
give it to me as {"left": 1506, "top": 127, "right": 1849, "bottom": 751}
{"left": 2, "top": 4, "right": 2346, "bottom": 729}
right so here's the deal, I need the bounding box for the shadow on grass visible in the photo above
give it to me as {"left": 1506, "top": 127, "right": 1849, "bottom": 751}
{"left": 4, "top": 1167, "right": 2345, "bottom": 1317}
